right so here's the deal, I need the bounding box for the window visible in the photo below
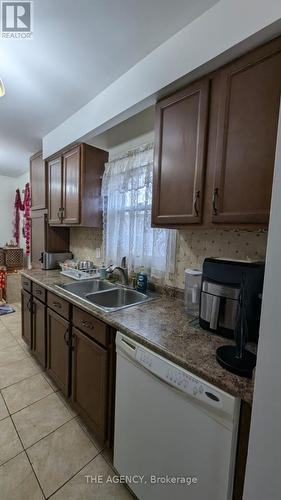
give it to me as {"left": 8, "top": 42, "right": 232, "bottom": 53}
{"left": 102, "top": 143, "right": 176, "bottom": 276}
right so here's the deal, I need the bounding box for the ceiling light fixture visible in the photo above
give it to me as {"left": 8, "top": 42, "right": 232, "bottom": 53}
{"left": 0, "top": 79, "right": 5, "bottom": 97}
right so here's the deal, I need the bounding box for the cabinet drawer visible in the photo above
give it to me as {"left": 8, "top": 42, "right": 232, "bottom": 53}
{"left": 21, "top": 277, "right": 32, "bottom": 293}
{"left": 47, "top": 292, "right": 70, "bottom": 320}
{"left": 73, "top": 307, "right": 109, "bottom": 347}
{"left": 33, "top": 283, "right": 46, "bottom": 302}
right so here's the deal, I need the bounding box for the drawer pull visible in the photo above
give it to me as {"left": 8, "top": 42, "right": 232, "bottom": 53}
{"left": 53, "top": 301, "right": 62, "bottom": 309}
{"left": 81, "top": 320, "right": 94, "bottom": 330}
{"left": 36, "top": 289, "right": 42, "bottom": 295}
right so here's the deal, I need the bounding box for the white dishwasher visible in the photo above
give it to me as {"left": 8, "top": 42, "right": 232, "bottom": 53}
{"left": 114, "top": 332, "right": 240, "bottom": 500}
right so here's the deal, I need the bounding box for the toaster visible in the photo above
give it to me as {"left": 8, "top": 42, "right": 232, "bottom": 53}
{"left": 41, "top": 251, "right": 73, "bottom": 270}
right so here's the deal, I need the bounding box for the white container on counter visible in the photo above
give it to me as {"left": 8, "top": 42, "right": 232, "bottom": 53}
{"left": 184, "top": 268, "right": 202, "bottom": 316}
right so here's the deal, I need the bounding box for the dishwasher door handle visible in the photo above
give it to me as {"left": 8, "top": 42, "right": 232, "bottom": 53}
{"left": 117, "top": 335, "right": 137, "bottom": 358}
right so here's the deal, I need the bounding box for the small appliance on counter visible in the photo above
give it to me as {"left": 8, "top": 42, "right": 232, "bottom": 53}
{"left": 199, "top": 258, "right": 264, "bottom": 342}
{"left": 216, "top": 273, "right": 257, "bottom": 378}
{"left": 184, "top": 268, "right": 202, "bottom": 316}
{"left": 41, "top": 251, "right": 73, "bottom": 270}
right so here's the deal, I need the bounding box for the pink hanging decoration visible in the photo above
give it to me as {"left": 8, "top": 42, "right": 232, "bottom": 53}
{"left": 23, "top": 183, "right": 31, "bottom": 256}
{"left": 13, "top": 189, "right": 24, "bottom": 246}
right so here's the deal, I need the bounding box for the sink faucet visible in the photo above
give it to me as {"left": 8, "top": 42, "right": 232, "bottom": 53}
{"left": 106, "top": 257, "right": 129, "bottom": 286}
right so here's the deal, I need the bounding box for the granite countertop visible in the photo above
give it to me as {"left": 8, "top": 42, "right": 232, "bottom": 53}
{"left": 21, "top": 269, "right": 255, "bottom": 404}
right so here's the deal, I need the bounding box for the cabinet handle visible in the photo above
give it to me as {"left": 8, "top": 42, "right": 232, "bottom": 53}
{"left": 27, "top": 299, "right": 35, "bottom": 314}
{"left": 212, "top": 188, "right": 219, "bottom": 216}
{"left": 71, "top": 333, "right": 77, "bottom": 351}
{"left": 57, "top": 208, "right": 64, "bottom": 222}
{"left": 64, "top": 328, "right": 70, "bottom": 346}
{"left": 81, "top": 319, "right": 94, "bottom": 330}
{"left": 36, "top": 289, "right": 42, "bottom": 295}
{"left": 193, "top": 190, "right": 200, "bottom": 216}
{"left": 52, "top": 301, "right": 62, "bottom": 309}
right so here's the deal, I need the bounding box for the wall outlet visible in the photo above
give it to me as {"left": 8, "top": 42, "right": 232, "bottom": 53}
{"left": 95, "top": 247, "right": 101, "bottom": 259}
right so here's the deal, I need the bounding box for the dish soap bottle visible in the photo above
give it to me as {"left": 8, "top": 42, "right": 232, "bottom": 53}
{"left": 136, "top": 268, "right": 148, "bottom": 294}
{"left": 99, "top": 263, "right": 107, "bottom": 279}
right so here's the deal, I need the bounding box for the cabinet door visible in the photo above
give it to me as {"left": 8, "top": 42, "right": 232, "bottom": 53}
{"left": 62, "top": 146, "right": 81, "bottom": 224}
{"left": 48, "top": 157, "right": 63, "bottom": 225}
{"left": 30, "top": 151, "right": 47, "bottom": 210}
{"left": 32, "top": 298, "right": 46, "bottom": 368}
{"left": 152, "top": 78, "right": 209, "bottom": 226}
{"left": 21, "top": 290, "right": 32, "bottom": 348}
{"left": 72, "top": 327, "right": 108, "bottom": 442}
{"left": 47, "top": 308, "right": 70, "bottom": 396}
{"left": 212, "top": 40, "right": 281, "bottom": 224}
{"left": 30, "top": 210, "right": 46, "bottom": 268}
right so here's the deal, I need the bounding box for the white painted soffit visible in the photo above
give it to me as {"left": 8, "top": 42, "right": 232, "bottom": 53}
{"left": 43, "top": 0, "right": 281, "bottom": 158}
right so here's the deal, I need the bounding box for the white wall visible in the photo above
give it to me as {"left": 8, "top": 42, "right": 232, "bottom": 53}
{"left": 43, "top": 0, "right": 281, "bottom": 158}
{"left": 243, "top": 105, "right": 281, "bottom": 498}
{"left": 0, "top": 172, "right": 30, "bottom": 247}
{"left": 0, "top": 175, "right": 17, "bottom": 246}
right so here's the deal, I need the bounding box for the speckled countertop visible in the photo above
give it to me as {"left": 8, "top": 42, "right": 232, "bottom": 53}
{"left": 21, "top": 269, "right": 255, "bottom": 404}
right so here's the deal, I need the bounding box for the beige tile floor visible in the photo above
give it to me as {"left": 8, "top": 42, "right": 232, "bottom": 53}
{"left": 0, "top": 303, "right": 132, "bottom": 500}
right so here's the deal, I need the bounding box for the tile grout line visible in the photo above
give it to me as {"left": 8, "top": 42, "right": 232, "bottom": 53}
{"left": 3, "top": 383, "right": 56, "bottom": 417}
{"left": 47, "top": 448, "right": 103, "bottom": 499}
{"left": 0, "top": 366, "right": 42, "bottom": 392}
{"left": 0, "top": 448, "right": 25, "bottom": 469}
{"left": 8, "top": 414, "right": 47, "bottom": 499}
{"left": 22, "top": 414, "right": 76, "bottom": 452}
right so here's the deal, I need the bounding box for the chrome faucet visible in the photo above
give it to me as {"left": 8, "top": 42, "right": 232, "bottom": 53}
{"left": 106, "top": 257, "right": 129, "bottom": 286}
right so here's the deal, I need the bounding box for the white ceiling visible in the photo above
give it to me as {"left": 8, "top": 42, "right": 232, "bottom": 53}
{"left": 0, "top": 0, "right": 218, "bottom": 177}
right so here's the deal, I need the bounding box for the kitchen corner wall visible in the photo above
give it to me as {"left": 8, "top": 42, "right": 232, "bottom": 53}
{"left": 70, "top": 227, "right": 268, "bottom": 290}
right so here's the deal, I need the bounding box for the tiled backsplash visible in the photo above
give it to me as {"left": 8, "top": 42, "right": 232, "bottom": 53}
{"left": 70, "top": 227, "right": 267, "bottom": 289}
{"left": 70, "top": 228, "right": 104, "bottom": 267}
{"left": 167, "top": 229, "right": 267, "bottom": 288}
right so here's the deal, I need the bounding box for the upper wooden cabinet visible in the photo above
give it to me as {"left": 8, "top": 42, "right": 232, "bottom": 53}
{"left": 152, "top": 36, "right": 281, "bottom": 228}
{"left": 152, "top": 78, "right": 209, "bottom": 225}
{"left": 212, "top": 38, "right": 281, "bottom": 224}
{"left": 30, "top": 151, "right": 47, "bottom": 211}
{"left": 62, "top": 147, "right": 81, "bottom": 224}
{"left": 48, "top": 143, "right": 108, "bottom": 227}
{"left": 48, "top": 157, "right": 63, "bottom": 224}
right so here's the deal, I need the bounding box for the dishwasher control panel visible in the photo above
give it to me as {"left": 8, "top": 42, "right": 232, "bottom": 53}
{"left": 136, "top": 346, "right": 222, "bottom": 408}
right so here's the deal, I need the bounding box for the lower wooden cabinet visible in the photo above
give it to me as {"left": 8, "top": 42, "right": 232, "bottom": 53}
{"left": 21, "top": 289, "right": 32, "bottom": 348}
{"left": 21, "top": 283, "right": 115, "bottom": 447}
{"left": 47, "top": 308, "right": 70, "bottom": 396}
{"left": 32, "top": 298, "right": 46, "bottom": 368}
{"left": 71, "top": 327, "right": 109, "bottom": 443}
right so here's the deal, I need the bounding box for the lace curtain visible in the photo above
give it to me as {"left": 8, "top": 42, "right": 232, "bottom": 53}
{"left": 102, "top": 143, "right": 176, "bottom": 276}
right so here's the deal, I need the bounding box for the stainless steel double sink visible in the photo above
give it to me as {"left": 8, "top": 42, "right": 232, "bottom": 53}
{"left": 56, "top": 279, "right": 153, "bottom": 312}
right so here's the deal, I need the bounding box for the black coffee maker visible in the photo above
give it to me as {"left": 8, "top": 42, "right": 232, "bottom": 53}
{"left": 199, "top": 258, "right": 264, "bottom": 342}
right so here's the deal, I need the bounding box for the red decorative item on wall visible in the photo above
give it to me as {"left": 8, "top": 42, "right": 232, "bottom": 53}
{"left": 0, "top": 269, "right": 6, "bottom": 289}
{"left": 23, "top": 183, "right": 31, "bottom": 256}
{"left": 13, "top": 188, "right": 24, "bottom": 246}
{"left": 12, "top": 183, "right": 31, "bottom": 255}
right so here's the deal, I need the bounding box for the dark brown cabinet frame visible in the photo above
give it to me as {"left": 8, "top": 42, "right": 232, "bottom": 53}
{"left": 153, "top": 78, "right": 209, "bottom": 226}
{"left": 47, "top": 143, "right": 108, "bottom": 228}
{"left": 152, "top": 36, "right": 281, "bottom": 229}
